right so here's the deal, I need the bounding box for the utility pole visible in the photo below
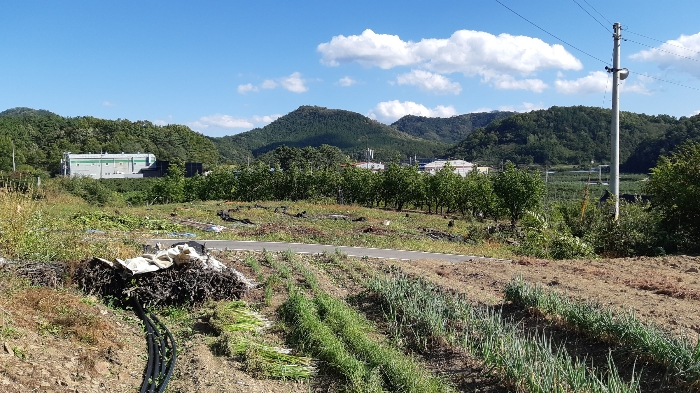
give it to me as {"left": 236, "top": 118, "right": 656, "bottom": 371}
{"left": 11, "top": 140, "right": 16, "bottom": 172}
{"left": 606, "top": 22, "right": 628, "bottom": 220}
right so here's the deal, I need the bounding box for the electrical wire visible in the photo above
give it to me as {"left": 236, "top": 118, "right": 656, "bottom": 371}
{"left": 571, "top": 0, "right": 611, "bottom": 33}
{"left": 629, "top": 71, "right": 700, "bottom": 91}
{"left": 581, "top": 0, "right": 613, "bottom": 26}
{"left": 492, "top": 0, "right": 699, "bottom": 93}
{"left": 493, "top": 0, "right": 610, "bottom": 66}
{"left": 625, "top": 39, "right": 700, "bottom": 62}
{"left": 602, "top": 49, "right": 613, "bottom": 106}
{"left": 626, "top": 30, "right": 700, "bottom": 55}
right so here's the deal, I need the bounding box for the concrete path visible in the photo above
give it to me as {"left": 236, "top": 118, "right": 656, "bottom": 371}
{"left": 147, "top": 239, "right": 510, "bottom": 263}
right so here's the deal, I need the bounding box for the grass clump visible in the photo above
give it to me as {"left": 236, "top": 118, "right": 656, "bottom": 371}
{"left": 367, "top": 273, "right": 641, "bottom": 393}
{"left": 71, "top": 210, "right": 182, "bottom": 232}
{"left": 505, "top": 277, "right": 700, "bottom": 388}
{"left": 210, "top": 300, "right": 269, "bottom": 333}
{"left": 221, "top": 334, "right": 314, "bottom": 379}
{"left": 207, "top": 300, "right": 314, "bottom": 380}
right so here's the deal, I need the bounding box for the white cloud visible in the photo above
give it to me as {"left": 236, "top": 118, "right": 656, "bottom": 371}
{"left": 691, "top": 110, "right": 700, "bottom": 117}
{"left": 555, "top": 71, "right": 651, "bottom": 95}
{"left": 251, "top": 114, "right": 282, "bottom": 123}
{"left": 318, "top": 29, "right": 418, "bottom": 69}
{"left": 396, "top": 69, "right": 462, "bottom": 94}
{"left": 483, "top": 73, "right": 548, "bottom": 92}
{"left": 237, "top": 83, "right": 258, "bottom": 94}
{"left": 498, "top": 102, "right": 545, "bottom": 113}
{"left": 630, "top": 31, "right": 700, "bottom": 78}
{"left": 261, "top": 79, "right": 278, "bottom": 89}
{"left": 238, "top": 73, "right": 307, "bottom": 94}
{"left": 470, "top": 107, "right": 493, "bottom": 113}
{"left": 318, "top": 29, "right": 582, "bottom": 87}
{"left": 103, "top": 101, "right": 116, "bottom": 107}
{"left": 153, "top": 115, "right": 172, "bottom": 126}
{"left": 279, "top": 72, "right": 308, "bottom": 93}
{"left": 187, "top": 113, "right": 281, "bottom": 132}
{"left": 555, "top": 71, "right": 609, "bottom": 95}
{"left": 337, "top": 76, "right": 357, "bottom": 86}
{"left": 367, "top": 100, "right": 457, "bottom": 123}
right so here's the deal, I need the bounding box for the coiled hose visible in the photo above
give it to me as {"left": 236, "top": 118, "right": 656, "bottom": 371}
{"left": 133, "top": 297, "right": 177, "bottom": 393}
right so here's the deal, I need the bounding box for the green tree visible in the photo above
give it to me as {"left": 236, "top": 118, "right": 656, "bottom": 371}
{"left": 493, "top": 162, "right": 545, "bottom": 226}
{"left": 425, "top": 163, "right": 461, "bottom": 214}
{"left": 645, "top": 141, "right": 700, "bottom": 247}
{"left": 150, "top": 164, "right": 185, "bottom": 204}
{"left": 455, "top": 170, "right": 498, "bottom": 219}
{"left": 381, "top": 163, "right": 422, "bottom": 211}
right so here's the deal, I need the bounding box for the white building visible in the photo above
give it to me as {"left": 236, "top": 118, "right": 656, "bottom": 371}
{"left": 422, "top": 160, "right": 474, "bottom": 177}
{"left": 354, "top": 162, "right": 385, "bottom": 172}
{"left": 60, "top": 152, "right": 157, "bottom": 179}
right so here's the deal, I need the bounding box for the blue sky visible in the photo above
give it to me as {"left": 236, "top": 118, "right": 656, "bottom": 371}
{"left": 1, "top": 0, "right": 699, "bottom": 137}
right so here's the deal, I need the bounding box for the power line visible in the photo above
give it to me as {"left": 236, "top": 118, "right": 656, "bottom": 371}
{"left": 581, "top": 0, "right": 613, "bottom": 26}
{"left": 626, "top": 30, "right": 700, "bottom": 55}
{"left": 629, "top": 71, "right": 700, "bottom": 91}
{"left": 626, "top": 39, "right": 700, "bottom": 62}
{"left": 493, "top": 0, "right": 610, "bottom": 66}
{"left": 602, "top": 48, "right": 613, "bottom": 106}
{"left": 571, "top": 0, "right": 611, "bottom": 33}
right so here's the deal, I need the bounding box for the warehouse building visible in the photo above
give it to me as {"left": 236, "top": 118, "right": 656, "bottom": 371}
{"left": 421, "top": 159, "right": 475, "bottom": 177}
{"left": 60, "top": 152, "right": 157, "bottom": 179}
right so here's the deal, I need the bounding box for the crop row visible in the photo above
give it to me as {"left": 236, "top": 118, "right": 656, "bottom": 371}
{"left": 366, "top": 273, "right": 641, "bottom": 393}
{"left": 504, "top": 278, "right": 700, "bottom": 388}
{"left": 281, "top": 289, "right": 453, "bottom": 393}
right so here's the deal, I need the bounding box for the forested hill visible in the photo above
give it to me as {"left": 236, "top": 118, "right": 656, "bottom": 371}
{"left": 209, "top": 105, "right": 448, "bottom": 163}
{"left": 447, "top": 106, "right": 678, "bottom": 168}
{"left": 623, "top": 113, "right": 700, "bottom": 172}
{"left": 391, "top": 111, "right": 517, "bottom": 143}
{"left": 0, "top": 107, "right": 59, "bottom": 118}
{"left": 0, "top": 107, "right": 219, "bottom": 173}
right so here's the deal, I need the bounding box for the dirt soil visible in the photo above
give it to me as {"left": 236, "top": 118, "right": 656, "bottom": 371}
{"left": 0, "top": 290, "right": 145, "bottom": 393}
{"left": 2, "top": 253, "right": 699, "bottom": 392}
{"left": 382, "top": 255, "right": 700, "bottom": 337}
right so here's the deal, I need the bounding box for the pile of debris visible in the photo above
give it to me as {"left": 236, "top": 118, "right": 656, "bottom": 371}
{"left": 420, "top": 228, "right": 465, "bottom": 243}
{"left": 217, "top": 209, "right": 254, "bottom": 224}
{"left": 0, "top": 260, "right": 68, "bottom": 288}
{"left": 74, "top": 243, "right": 256, "bottom": 308}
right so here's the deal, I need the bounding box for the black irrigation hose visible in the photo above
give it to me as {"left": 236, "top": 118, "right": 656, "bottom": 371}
{"left": 151, "top": 313, "right": 178, "bottom": 393}
{"left": 133, "top": 297, "right": 177, "bottom": 393}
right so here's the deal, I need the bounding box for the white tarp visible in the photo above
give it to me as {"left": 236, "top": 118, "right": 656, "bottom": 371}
{"left": 103, "top": 244, "right": 227, "bottom": 275}
{"left": 95, "top": 244, "right": 257, "bottom": 289}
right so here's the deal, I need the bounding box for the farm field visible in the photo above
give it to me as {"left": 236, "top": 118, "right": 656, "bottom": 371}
{"left": 1, "top": 191, "right": 699, "bottom": 392}
{"left": 2, "top": 248, "right": 698, "bottom": 392}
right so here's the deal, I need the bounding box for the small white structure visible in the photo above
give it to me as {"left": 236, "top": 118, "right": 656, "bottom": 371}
{"left": 422, "top": 160, "right": 474, "bottom": 177}
{"left": 354, "top": 162, "right": 385, "bottom": 172}
{"left": 60, "top": 152, "right": 157, "bottom": 179}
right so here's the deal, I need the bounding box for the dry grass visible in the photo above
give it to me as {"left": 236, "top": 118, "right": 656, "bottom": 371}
{"left": 0, "top": 188, "right": 141, "bottom": 262}
{"left": 9, "top": 286, "right": 123, "bottom": 349}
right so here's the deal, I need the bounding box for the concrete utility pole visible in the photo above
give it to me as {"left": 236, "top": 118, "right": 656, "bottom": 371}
{"left": 12, "top": 141, "right": 16, "bottom": 172}
{"left": 606, "top": 22, "right": 628, "bottom": 220}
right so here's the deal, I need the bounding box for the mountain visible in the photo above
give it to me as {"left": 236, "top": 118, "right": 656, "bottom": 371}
{"left": 209, "top": 106, "right": 448, "bottom": 163}
{"left": 447, "top": 106, "right": 678, "bottom": 167}
{"left": 0, "top": 107, "right": 59, "bottom": 118}
{"left": 391, "top": 111, "right": 517, "bottom": 143}
{"left": 623, "top": 113, "right": 700, "bottom": 173}
{"left": 0, "top": 109, "right": 219, "bottom": 173}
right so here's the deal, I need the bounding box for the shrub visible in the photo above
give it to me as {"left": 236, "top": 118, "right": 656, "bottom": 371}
{"left": 58, "top": 177, "right": 115, "bottom": 206}
{"left": 645, "top": 141, "right": 700, "bottom": 251}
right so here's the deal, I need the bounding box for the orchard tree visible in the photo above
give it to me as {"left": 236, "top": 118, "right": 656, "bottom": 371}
{"left": 645, "top": 141, "right": 700, "bottom": 245}
{"left": 493, "top": 161, "right": 545, "bottom": 226}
